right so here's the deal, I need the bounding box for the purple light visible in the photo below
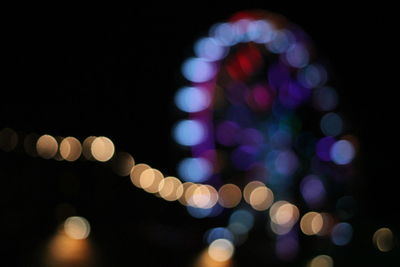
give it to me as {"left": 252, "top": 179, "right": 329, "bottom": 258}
{"left": 181, "top": 57, "right": 216, "bottom": 83}
{"left": 231, "top": 145, "right": 258, "bottom": 170}
{"left": 316, "top": 136, "right": 336, "bottom": 161}
{"left": 300, "top": 175, "right": 326, "bottom": 208}
{"left": 274, "top": 150, "right": 298, "bottom": 176}
{"left": 275, "top": 234, "right": 299, "bottom": 261}
{"left": 238, "top": 128, "right": 264, "bottom": 146}
{"left": 216, "top": 121, "right": 240, "bottom": 146}
{"left": 279, "top": 81, "right": 310, "bottom": 109}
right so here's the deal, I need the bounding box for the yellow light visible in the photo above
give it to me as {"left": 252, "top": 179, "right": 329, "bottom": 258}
{"left": 243, "top": 181, "right": 265, "bottom": 204}
{"left": 218, "top": 184, "right": 242, "bottom": 208}
{"left": 300, "top": 212, "right": 324, "bottom": 235}
{"left": 158, "top": 176, "right": 182, "bottom": 201}
{"left": 36, "top": 134, "right": 58, "bottom": 159}
{"left": 91, "top": 136, "right": 115, "bottom": 162}
{"left": 249, "top": 185, "right": 274, "bottom": 211}
{"left": 64, "top": 216, "right": 90, "bottom": 240}
{"left": 270, "top": 201, "right": 299, "bottom": 228}
{"left": 60, "top": 137, "right": 82, "bottom": 161}
{"left": 82, "top": 136, "right": 96, "bottom": 160}
{"left": 24, "top": 133, "right": 39, "bottom": 157}
{"left": 309, "top": 255, "right": 333, "bottom": 267}
{"left": 111, "top": 152, "right": 135, "bottom": 176}
{"left": 208, "top": 239, "right": 234, "bottom": 262}
{"left": 373, "top": 227, "right": 394, "bottom": 252}
{"left": 177, "top": 182, "right": 194, "bottom": 206}
{"left": 0, "top": 128, "right": 18, "bottom": 152}
{"left": 130, "top": 163, "right": 151, "bottom": 188}
{"left": 190, "top": 185, "right": 219, "bottom": 209}
{"left": 139, "top": 168, "right": 164, "bottom": 193}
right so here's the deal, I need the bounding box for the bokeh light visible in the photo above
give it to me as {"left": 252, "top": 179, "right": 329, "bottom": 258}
{"left": 249, "top": 185, "right": 274, "bottom": 211}
{"left": 373, "top": 228, "right": 394, "bottom": 252}
{"left": 82, "top": 136, "right": 96, "bottom": 160}
{"left": 36, "top": 134, "right": 58, "bottom": 159}
{"left": 173, "top": 120, "right": 206, "bottom": 146}
{"left": 308, "top": 255, "right": 334, "bottom": 267}
{"left": 64, "top": 216, "right": 90, "bottom": 240}
{"left": 331, "top": 222, "right": 353, "bottom": 246}
{"left": 130, "top": 163, "right": 151, "bottom": 188}
{"left": 91, "top": 136, "right": 115, "bottom": 162}
{"left": 178, "top": 157, "right": 212, "bottom": 182}
{"left": 111, "top": 151, "right": 135, "bottom": 176}
{"left": 218, "top": 184, "right": 242, "bottom": 208}
{"left": 175, "top": 86, "right": 210, "bottom": 113}
{"left": 330, "top": 139, "right": 355, "bottom": 165}
{"left": 300, "top": 212, "right": 324, "bottom": 235}
{"left": 139, "top": 168, "right": 164, "bottom": 193}
{"left": 0, "top": 127, "right": 18, "bottom": 152}
{"left": 158, "top": 176, "right": 183, "bottom": 201}
{"left": 208, "top": 238, "right": 234, "bottom": 262}
{"left": 182, "top": 57, "right": 216, "bottom": 83}
{"left": 60, "top": 137, "right": 82, "bottom": 162}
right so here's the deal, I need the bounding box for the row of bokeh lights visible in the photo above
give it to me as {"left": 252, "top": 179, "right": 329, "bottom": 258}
{"left": 1, "top": 127, "right": 396, "bottom": 265}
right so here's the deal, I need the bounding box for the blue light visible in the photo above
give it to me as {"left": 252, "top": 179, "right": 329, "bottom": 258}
{"left": 267, "top": 30, "right": 295, "bottom": 53}
{"left": 194, "top": 37, "right": 227, "bottom": 62}
{"left": 313, "top": 87, "right": 338, "bottom": 111}
{"left": 175, "top": 86, "right": 210, "bottom": 113}
{"left": 205, "top": 227, "right": 234, "bottom": 244}
{"left": 181, "top": 57, "right": 216, "bottom": 83}
{"left": 331, "top": 222, "right": 353, "bottom": 246}
{"left": 228, "top": 209, "right": 254, "bottom": 234}
{"left": 247, "top": 20, "right": 275, "bottom": 43}
{"left": 210, "top": 22, "right": 237, "bottom": 46}
{"left": 173, "top": 120, "right": 205, "bottom": 146}
{"left": 186, "top": 206, "right": 213, "bottom": 218}
{"left": 298, "top": 64, "right": 327, "bottom": 88}
{"left": 177, "top": 157, "right": 212, "bottom": 182}
{"left": 330, "top": 140, "right": 355, "bottom": 165}
{"left": 286, "top": 43, "right": 309, "bottom": 68}
{"left": 320, "top": 112, "right": 343, "bottom": 136}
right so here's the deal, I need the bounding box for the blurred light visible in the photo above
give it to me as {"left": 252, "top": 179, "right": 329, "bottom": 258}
{"left": 53, "top": 136, "right": 65, "bottom": 161}
{"left": 195, "top": 37, "right": 227, "bottom": 61}
{"left": 189, "top": 184, "right": 218, "bottom": 209}
{"left": 64, "top": 216, "right": 90, "bottom": 240}
{"left": 205, "top": 227, "right": 234, "bottom": 244}
{"left": 177, "top": 182, "right": 194, "bottom": 206}
{"left": 316, "top": 137, "right": 336, "bottom": 162}
{"left": 216, "top": 121, "right": 240, "bottom": 146}
{"left": 270, "top": 220, "right": 292, "bottom": 235}
{"left": 276, "top": 235, "right": 298, "bottom": 261}
{"left": 175, "top": 86, "right": 210, "bottom": 113}
{"left": 313, "top": 87, "right": 338, "bottom": 111}
{"left": 60, "top": 137, "right": 82, "bottom": 162}
{"left": 285, "top": 43, "right": 309, "bottom": 68}
{"left": 243, "top": 181, "right": 265, "bottom": 204}
{"left": 36, "top": 134, "right": 58, "bottom": 159}
{"left": 181, "top": 57, "right": 216, "bottom": 83}
{"left": 194, "top": 248, "right": 233, "bottom": 267}
{"left": 130, "top": 163, "right": 151, "bottom": 188}
{"left": 210, "top": 22, "right": 237, "bottom": 46}
{"left": 0, "top": 128, "right": 18, "bottom": 152}
{"left": 218, "top": 184, "right": 242, "bottom": 208}
{"left": 91, "top": 136, "right": 115, "bottom": 162}
{"left": 267, "top": 30, "right": 295, "bottom": 53}
{"left": 82, "top": 136, "right": 96, "bottom": 160}
{"left": 139, "top": 168, "right": 164, "bottom": 193}
{"left": 330, "top": 140, "right": 355, "bottom": 165}
{"left": 300, "top": 212, "right": 323, "bottom": 235}
{"left": 320, "top": 112, "right": 343, "bottom": 136}
{"left": 178, "top": 157, "right": 212, "bottom": 182}
{"left": 270, "top": 201, "right": 299, "bottom": 227}
{"left": 309, "top": 255, "right": 334, "bottom": 267}
{"left": 173, "top": 120, "right": 206, "bottom": 146}
{"left": 331, "top": 222, "right": 353, "bottom": 246}
{"left": 317, "top": 212, "right": 334, "bottom": 236}
{"left": 111, "top": 152, "right": 135, "bottom": 176}
{"left": 249, "top": 186, "right": 274, "bottom": 211}
{"left": 158, "top": 176, "right": 182, "bottom": 201}
{"left": 208, "top": 239, "right": 234, "bottom": 262}
{"left": 373, "top": 228, "right": 394, "bottom": 252}
{"left": 274, "top": 150, "right": 298, "bottom": 176}
{"left": 228, "top": 209, "right": 254, "bottom": 234}
{"left": 187, "top": 205, "right": 213, "bottom": 218}
{"left": 24, "top": 133, "right": 39, "bottom": 157}
{"left": 247, "top": 20, "right": 275, "bottom": 43}
{"left": 298, "top": 64, "right": 327, "bottom": 88}
{"left": 300, "top": 175, "right": 326, "bottom": 208}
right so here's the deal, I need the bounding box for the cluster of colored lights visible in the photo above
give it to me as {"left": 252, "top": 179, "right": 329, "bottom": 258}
{"left": 0, "top": 10, "right": 396, "bottom": 266}
{"left": 173, "top": 10, "right": 360, "bottom": 263}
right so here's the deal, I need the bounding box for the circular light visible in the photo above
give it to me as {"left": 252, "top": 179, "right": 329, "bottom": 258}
{"left": 331, "top": 222, "right": 353, "bottom": 246}
{"left": 158, "top": 176, "right": 182, "bottom": 201}
{"left": 210, "top": 22, "right": 237, "bottom": 46}
{"left": 194, "top": 37, "right": 227, "bottom": 62}
{"left": 320, "top": 112, "right": 343, "bottom": 137}
{"left": 181, "top": 57, "right": 216, "bottom": 83}
{"left": 0, "top": 128, "right": 18, "bottom": 152}
{"left": 330, "top": 140, "right": 355, "bottom": 165}
{"left": 173, "top": 120, "right": 206, "bottom": 146}
{"left": 218, "top": 184, "right": 242, "bottom": 208}
{"left": 247, "top": 20, "right": 275, "bottom": 43}
{"left": 111, "top": 152, "right": 135, "bottom": 176}
{"left": 36, "top": 134, "right": 58, "bottom": 159}
{"left": 64, "top": 216, "right": 90, "bottom": 240}
{"left": 309, "top": 255, "right": 334, "bottom": 267}
{"left": 91, "top": 136, "right": 115, "bottom": 162}
{"left": 178, "top": 157, "right": 212, "bottom": 182}
{"left": 298, "top": 64, "right": 327, "bottom": 88}
{"left": 300, "top": 212, "right": 324, "bottom": 235}
{"left": 243, "top": 181, "right": 265, "bottom": 204}
{"left": 82, "top": 136, "right": 96, "bottom": 160}
{"left": 228, "top": 209, "right": 254, "bottom": 234}
{"left": 175, "top": 86, "right": 210, "bottom": 113}
{"left": 249, "top": 186, "right": 274, "bottom": 211}
{"left": 130, "top": 163, "right": 151, "bottom": 188}
{"left": 373, "top": 228, "right": 394, "bottom": 252}
{"left": 60, "top": 137, "right": 82, "bottom": 162}
{"left": 206, "top": 227, "right": 234, "bottom": 244}
{"left": 286, "top": 43, "right": 309, "bottom": 68}
{"left": 208, "top": 239, "right": 234, "bottom": 262}
{"left": 139, "top": 168, "right": 164, "bottom": 193}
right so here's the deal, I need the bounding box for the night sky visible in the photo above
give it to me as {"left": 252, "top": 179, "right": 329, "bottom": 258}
{"left": 1, "top": 2, "right": 399, "bottom": 266}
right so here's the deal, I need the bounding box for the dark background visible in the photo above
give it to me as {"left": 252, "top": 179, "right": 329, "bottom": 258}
{"left": 1, "top": 2, "right": 399, "bottom": 266}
